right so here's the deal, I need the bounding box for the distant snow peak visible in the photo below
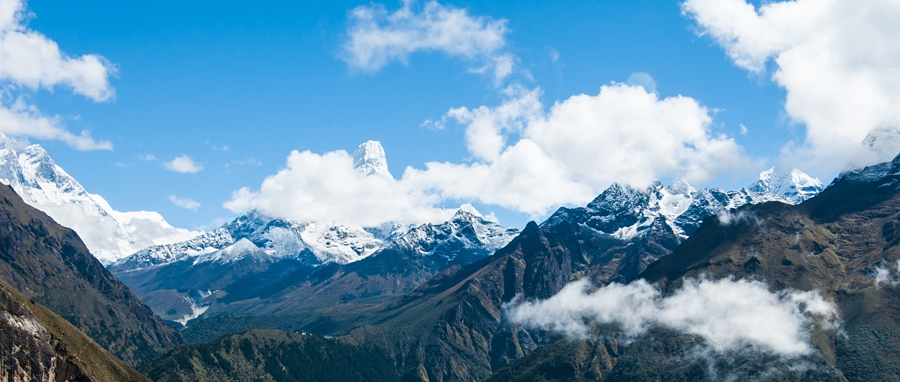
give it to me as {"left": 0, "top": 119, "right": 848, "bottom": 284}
{"left": 352, "top": 140, "right": 391, "bottom": 177}
{"left": 455, "top": 203, "right": 483, "bottom": 219}
{"left": 862, "top": 125, "right": 900, "bottom": 164}
{"left": 544, "top": 166, "right": 825, "bottom": 242}
{"left": 748, "top": 165, "right": 823, "bottom": 204}
{"left": 0, "top": 133, "right": 201, "bottom": 264}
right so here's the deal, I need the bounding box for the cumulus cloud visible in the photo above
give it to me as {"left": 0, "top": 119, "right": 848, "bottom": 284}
{"left": 506, "top": 278, "right": 839, "bottom": 356}
{"left": 163, "top": 155, "right": 203, "bottom": 173}
{"left": 411, "top": 83, "right": 749, "bottom": 216}
{"left": 0, "top": 98, "right": 112, "bottom": 150}
{"left": 169, "top": 195, "right": 200, "bottom": 211}
{"left": 0, "top": 0, "right": 115, "bottom": 101}
{"left": 341, "top": 0, "right": 515, "bottom": 83}
{"left": 224, "top": 148, "right": 455, "bottom": 227}
{"left": 682, "top": 0, "right": 900, "bottom": 171}
{"left": 228, "top": 84, "right": 750, "bottom": 225}
{"left": 0, "top": 0, "right": 116, "bottom": 150}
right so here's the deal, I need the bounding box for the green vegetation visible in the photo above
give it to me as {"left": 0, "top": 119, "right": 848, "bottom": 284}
{"left": 143, "top": 329, "right": 399, "bottom": 382}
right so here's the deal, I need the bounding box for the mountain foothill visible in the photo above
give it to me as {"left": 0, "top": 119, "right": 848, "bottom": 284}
{"left": 3, "top": 138, "right": 900, "bottom": 381}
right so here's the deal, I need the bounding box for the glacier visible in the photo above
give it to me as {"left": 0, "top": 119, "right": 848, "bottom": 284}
{"left": 0, "top": 134, "right": 201, "bottom": 265}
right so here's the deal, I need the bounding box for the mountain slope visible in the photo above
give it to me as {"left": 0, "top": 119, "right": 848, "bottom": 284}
{"left": 0, "top": 134, "right": 199, "bottom": 264}
{"left": 141, "top": 329, "right": 399, "bottom": 382}
{"left": 487, "top": 155, "right": 900, "bottom": 382}
{"left": 0, "top": 183, "right": 183, "bottom": 366}
{"left": 0, "top": 279, "right": 151, "bottom": 382}
{"left": 145, "top": 166, "right": 826, "bottom": 381}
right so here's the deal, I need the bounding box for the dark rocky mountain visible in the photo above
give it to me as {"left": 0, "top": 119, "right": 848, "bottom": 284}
{"left": 0, "top": 279, "right": 150, "bottom": 382}
{"left": 486, "top": 154, "right": 900, "bottom": 381}
{"left": 0, "top": 184, "right": 182, "bottom": 366}
{"left": 145, "top": 167, "right": 827, "bottom": 381}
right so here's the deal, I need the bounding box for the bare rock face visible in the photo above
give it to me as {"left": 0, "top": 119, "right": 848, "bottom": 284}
{"left": 0, "top": 280, "right": 149, "bottom": 382}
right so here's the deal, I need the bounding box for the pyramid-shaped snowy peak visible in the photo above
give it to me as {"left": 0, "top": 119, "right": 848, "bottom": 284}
{"left": 747, "top": 165, "right": 823, "bottom": 204}
{"left": 352, "top": 141, "right": 391, "bottom": 177}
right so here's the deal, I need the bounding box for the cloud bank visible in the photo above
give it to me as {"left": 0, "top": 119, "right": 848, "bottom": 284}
{"left": 341, "top": 0, "right": 515, "bottom": 84}
{"left": 0, "top": 0, "right": 115, "bottom": 150}
{"left": 506, "top": 278, "right": 838, "bottom": 356}
{"left": 224, "top": 148, "right": 455, "bottom": 227}
{"left": 682, "top": 0, "right": 900, "bottom": 171}
{"left": 227, "top": 83, "right": 749, "bottom": 225}
{"left": 413, "top": 84, "right": 749, "bottom": 216}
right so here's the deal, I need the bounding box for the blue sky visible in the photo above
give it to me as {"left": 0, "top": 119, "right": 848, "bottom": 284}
{"left": 6, "top": 0, "right": 896, "bottom": 230}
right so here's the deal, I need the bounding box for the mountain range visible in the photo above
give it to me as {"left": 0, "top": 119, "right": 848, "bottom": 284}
{"left": 0, "top": 134, "right": 200, "bottom": 265}
{"left": 143, "top": 152, "right": 900, "bottom": 382}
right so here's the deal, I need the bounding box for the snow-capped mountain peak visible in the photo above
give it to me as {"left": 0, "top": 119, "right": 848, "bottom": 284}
{"left": 0, "top": 134, "right": 200, "bottom": 264}
{"left": 747, "top": 165, "right": 823, "bottom": 204}
{"left": 543, "top": 166, "right": 825, "bottom": 242}
{"left": 352, "top": 140, "right": 391, "bottom": 177}
{"left": 454, "top": 203, "right": 483, "bottom": 219}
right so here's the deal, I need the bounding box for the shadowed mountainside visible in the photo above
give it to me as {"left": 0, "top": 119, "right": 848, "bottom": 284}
{"left": 0, "top": 184, "right": 182, "bottom": 366}
{"left": 0, "top": 279, "right": 150, "bottom": 382}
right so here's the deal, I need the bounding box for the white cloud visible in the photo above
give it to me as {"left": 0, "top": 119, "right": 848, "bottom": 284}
{"left": 228, "top": 84, "right": 749, "bottom": 224}
{"left": 740, "top": 123, "right": 748, "bottom": 136}
{"left": 163, "top": 155, "right": 203, "bottom": 173}
{"left": 0, "top": 0, "right": 115, "bottom": 150}
{"left": 0, "top": 0, "right": 115, "bottom": 101}
{"left": 506, "top": 277, "right": 838, "bottom": 356}
{"left": 409, "top": 83, "right": 749, "bottom": 217}
{"left": 169, "top": 195, "right": 200, "bottom": 211}
{"left": 682, "top": 0, "right": 900, "bottom": 171}
{"left": 224, "top": 148, "right": 455, "bottom": 227}
{"left": 341, "top": 0, "right": 515, "bottom": 83}
{"left": 0, "top": 98, "right": 112, "bottom": 150}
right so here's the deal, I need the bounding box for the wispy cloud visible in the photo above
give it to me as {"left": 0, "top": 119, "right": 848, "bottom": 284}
{"left": 169, "top": 195, "right": 200, "bottom": 211}
{"left": 163, "top": 155, "right": 203, "bottom": 173}
{"left": 341, "top": 0, "right": 516, "bottom": 84}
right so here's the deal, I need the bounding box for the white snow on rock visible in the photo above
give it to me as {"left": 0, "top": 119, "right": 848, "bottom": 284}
{"left": 352, "top": 140, "right": 391, "bottom": 177}
{"left": 0, "top": 134, "right": 201, "bottom": 265}
{"left": 112, "top": 141, "right": 520, "bottom": 273}
{"left": 543, "top": 166, "right": 825, "bottom": 241}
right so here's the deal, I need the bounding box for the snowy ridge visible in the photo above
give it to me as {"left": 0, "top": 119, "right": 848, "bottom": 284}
{"left": 112, "top": 203, "right": 519, "bottom": 272}
{"left": 543, "top": 166, "right": 825, "bottom": 241}
{"left": 113, "top": 141, "right": 520, "bottom": 272}
{"left": 385, "top": 204, "right": 519, "bottom": 258}
{"left": 0, "top": 134, "right": 201, "bottom": 264}
{"left": 837, "top": 151, "right": 900, "bottom": 184}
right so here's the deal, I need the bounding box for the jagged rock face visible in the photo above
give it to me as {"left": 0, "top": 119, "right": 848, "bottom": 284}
{"left": 0, "top": 184, "right": 182, "bottom": 366}
{"left": 0, "top": 133, "right": 199, "bottom": 264}
{"left": 0, "top": 284, "right": 89, "bottom": 382}
{"left": 544, "top": 166, "right": 823, "bottom": 241}
{"left": 0, "top": 280, "right": 150, "bottom": 382}
{"left": 110, "top": 206, "right": 519, "bottom": 325}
